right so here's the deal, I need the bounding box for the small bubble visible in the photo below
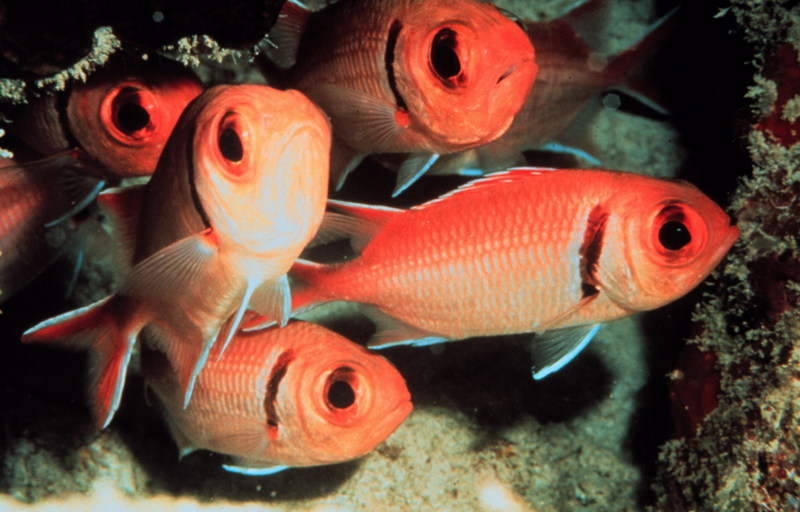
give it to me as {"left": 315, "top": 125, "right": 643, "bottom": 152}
{"left": 152, "top": 11, "right": 164, "bottom": 23}
{"left": 602, "top": 92, "right": 621, "bottom": 111}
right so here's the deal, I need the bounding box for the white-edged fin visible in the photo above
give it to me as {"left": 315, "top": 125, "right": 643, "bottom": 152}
{"left": 222, "top": 463, "right": 289, "bottom": 476}
{"left": 326, "top": 199, "right": 403, "bottom": 252}
{"left": 215, "top": 281, "right": 259, "bottom": 361}
{"left": 305, "top": 84, "right": 404, "bottom": 154}
{"left": 248, "top": 275, "right": 291, "bottom": 327}
{"left": 539, "top": 143, "right": 602, "bottom": 166}
{"left": 423, "top": 149, "right": 486, "bottom": 177}
{"left": 364, "top": 307, "right": 447, "bottom": 349}
{"left": 531, "top": 323, "right": 601, "bottom": 380}
{"left": 393, "top": 153, "right": 440, "bottom": 197}
{"left": 44, "top": 178, "right": 105, "bottom": 228}
{"left": 96, "top": 185, "right": 146, "bottom": 268}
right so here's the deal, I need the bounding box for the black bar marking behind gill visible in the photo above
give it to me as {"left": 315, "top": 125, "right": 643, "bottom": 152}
{"left": 385, "top": 19, "right": 408, "bottom": 111}
{"left": 264, "top": 350, "right": 295, "bottom": 432}
{"left": 186, "top": 122, "right": 212, "bottom": 229}
{"left": 579, "top": 205, "right": 609, "bottom": 298}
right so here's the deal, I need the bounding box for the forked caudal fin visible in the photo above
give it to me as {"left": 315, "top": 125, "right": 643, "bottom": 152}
{"left": 21, "top": 296, "right": 145, "bottom": 429}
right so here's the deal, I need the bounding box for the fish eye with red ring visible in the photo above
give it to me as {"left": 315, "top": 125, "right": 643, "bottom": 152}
{"left": 429, "top": 28, "right": 465, "bottom": 88}
{"left": 107, "top": 86, "right": 158, "bottom": 140}
{"left": 651, "top": 204, "right": 708, "bottom": 264}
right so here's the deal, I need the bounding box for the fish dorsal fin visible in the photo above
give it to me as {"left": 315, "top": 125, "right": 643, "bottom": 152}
{"left": 530, "top": 323, "right": 601, "bottom": 380}
{"left": 558, "top": 0, "right": 610, "bottom": 52}
{"left": 415, "top": 168, "right": 558, "bottom": 210}
{"left": 304, "top": 84, "right": 404, "bottom": 154}
{"left": 222, "top": 461, "right": 289, "bottom": 476}
{"left": 263, "top": 0, "right": 313, "bottom": 69}
{"left": 326, "top": 199, "right": 403, "bottom": 252}
{"left": 393, "top": 153, "right": 440, "bottom": 197}
{"left": 96, "top": 185, "right": 145, "bottom": 269}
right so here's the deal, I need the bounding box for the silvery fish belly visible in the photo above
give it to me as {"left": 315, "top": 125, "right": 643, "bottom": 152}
{"left": 142, "top": 321, "right": 412, "bottom": 474}
{"left": 22, "top": 84, "right": 332, "bottom": 430}
{"left": 290, "top": 168, "right": 738, "bottom": 376}
{"left": 273, "top": 0, "right": 537, "bottom": 192}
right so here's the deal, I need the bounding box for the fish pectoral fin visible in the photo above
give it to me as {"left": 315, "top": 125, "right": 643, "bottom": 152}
{"left": 222, "top": 461, "right": 289, "bottom": 476}
{"left": 322, "top": 200, "right": 403, "bottom": 252}
{"left": 393, "top": 153, "right": 440, "bottom": 197}
{"left": 304, "top": 84, "right": 404, "bottom": 154}
{"left": 22, "top": 296, "right": 142, "bottom": 429}
{"left": 248, "top": 276, "right": 291, "bottom": 326}
{"left": 364, "top": 307, "right": 448, "bottom": 349}
{"left": 96, "top": 184, "right": 146, "bottom": 269}
{"left": 530, "top": 323, "right": 601, "bottom": 380}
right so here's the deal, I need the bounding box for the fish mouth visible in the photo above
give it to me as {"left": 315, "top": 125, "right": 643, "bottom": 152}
{"left": 712, "top": 224, "right": 740, "bottom": 264}
{"left": 379, "top": 398, "right": 413, "bottom": 434}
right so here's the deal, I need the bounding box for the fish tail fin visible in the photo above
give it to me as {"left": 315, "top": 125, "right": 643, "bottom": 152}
{"left": 603, "top": 7, "right": 680, "bottom": 115}
{"left": 290, "top": 259, "right": 334, "bottom": 313}
{"left": 21, "top": 296, "right": 143, "bottom": 429}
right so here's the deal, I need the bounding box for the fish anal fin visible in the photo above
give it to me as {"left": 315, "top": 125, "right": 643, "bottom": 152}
{"left": 531, "top": 323, "right": 601, "bottom": 380}
{"left": 325, "top": 199, "right": 403, "bottom": 252}
{"left": 96, "top": 185, "right": 145, "bottom": 269}
{"left": 22, "top": 296, "right": 144, "bottom": 428}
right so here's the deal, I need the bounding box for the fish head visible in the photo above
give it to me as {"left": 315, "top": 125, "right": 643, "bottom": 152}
{"left": 394, "top": 0, "right": 537, "bottom": 150}
{"left": 597, "top": 178, "right": 739, "bottom": 312}
{"left": 189, "top": 85, "right": 331, "bottom": 258}
{"left": 271, "top": 325, "right": 412, "bottom": 465}
{"left": 66, "top": 59, "right": 203, "bottom": 178}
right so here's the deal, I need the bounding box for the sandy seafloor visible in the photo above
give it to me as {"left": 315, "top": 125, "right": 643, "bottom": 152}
{"left": 0, "top": 0, "right": 796, "bottom": 510}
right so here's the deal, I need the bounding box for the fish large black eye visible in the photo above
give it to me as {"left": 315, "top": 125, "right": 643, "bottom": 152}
{"left": 112, "top": 87, "right": 152, "bottom": 135}
{"left": 659, "top": 220, "right": 691, "bottom": 250}
{"left": 430, "top": 29, "right": 462, "bottom": 86}
{"left": 327, "top": 380, "right": 356, "bottom": 409}
{"left": 218, "top": 127, "right": 243, "bottom": 162}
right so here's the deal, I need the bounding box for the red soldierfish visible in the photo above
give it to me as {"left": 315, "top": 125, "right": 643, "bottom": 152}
{"left": 270, "top": 0, "right": 537, "bottom": 194}
{"left": 290, "top": 168, "right": 739, "bottom": 379}
{"left": 142, "top": 321, "right": 412, "bottom": 474}
{"left": 23, "top": 85, "right": 331, "bottom": 428}
{"left": 12, "top": 57, "right": 204, "bottom": 179}
{"left": 424, "top": 1, "right": 678, "bottom": 176}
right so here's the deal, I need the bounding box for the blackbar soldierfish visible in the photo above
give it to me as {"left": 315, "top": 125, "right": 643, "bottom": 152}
{"left": 290, "top": 169, "right": 739, "bottom": 379}
{"left": 23, "top": 85, "right": 331, "bottom": 428}
{"left": 425, "top": 0, "right": 677, "bottom": 176}
{"left": 270, "top": 0, "right": 537, "bottom": 194}
{"left": 143, "top": 321, "right": 412, "bottom": 475}
{"left": 12, "top": 57, "right": 203, "bottom": 179}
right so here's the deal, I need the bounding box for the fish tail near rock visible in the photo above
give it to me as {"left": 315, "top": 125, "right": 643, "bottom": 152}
{"left": 601, "top": 7, "right": 681, "bottom": 115}
{"left": 21, "top": 296, "right": 146, "bottom": 429}
{"left": 289, "top": 260, "right": 337, "bottom": 314}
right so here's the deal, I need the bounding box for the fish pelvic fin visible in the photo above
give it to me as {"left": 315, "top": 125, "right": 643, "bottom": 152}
{"left": 21, "top": 296, "right": 145, "bottom": 429}
{"left": 531, "top": 323, "right": 601, "bottom": 380}
{"left": 603, "top": 7, "right": 680, "bottom": 116}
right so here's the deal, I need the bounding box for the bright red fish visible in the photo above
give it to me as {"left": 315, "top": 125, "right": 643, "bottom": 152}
{"left": 423, "top": 0, "right": 677, "bottom": 176}
{"left": 290, "top": 168, "right": 739, "bottom": 378}
{"left": 143, "top": 321, "right": 412, "bottom": 474}
{"left": 11, "top": 56, "right": 204, "bottom": 179}
{"left": 269, "top": 0, "right": 537, "bottom": 193}
{"left": 23, "top": 84, "right": 331, "bottom": 428}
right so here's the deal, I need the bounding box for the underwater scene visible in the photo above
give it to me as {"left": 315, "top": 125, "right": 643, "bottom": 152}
{"left": 0, "top": 0, "right": 798, "bottom": 510}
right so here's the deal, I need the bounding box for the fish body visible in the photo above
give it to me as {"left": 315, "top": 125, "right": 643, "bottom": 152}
{"left": 142, "top": 321, "right": 412, "bottom": 472}
{"left": 276, "top": 0, "right": 536, "bottom": 189}
{"left": 291, "top": 169, "right": 738, "bottom": 374}
{"left": 12, "top": 57, "right": 204, "bottom": 178}
{"left": 23, "top": 84, "right": 331, "bottom": 428}
{"left": 425, "top": 2, "right": 676, "bottom": 176}
{"left": 0, "top": 157, "right": 100, "bottom": 302}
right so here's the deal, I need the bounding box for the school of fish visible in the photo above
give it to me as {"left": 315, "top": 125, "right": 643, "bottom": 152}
{"left": 3, "top": 0, "right": 739, "bottom": 476}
